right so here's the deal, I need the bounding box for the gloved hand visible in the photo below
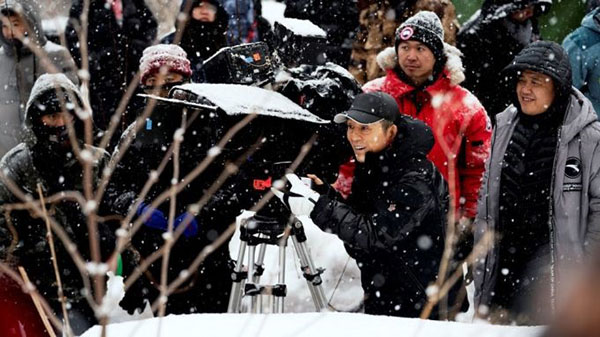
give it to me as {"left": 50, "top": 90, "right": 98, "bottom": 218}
{"left": 174, "top": 212, "right": 199, "bottom": 238}
{"left": 271, "top": 173, "right": 321, "bottom": 216}
{"left": 136, "top": 203, "right": 168, "bottom": 231}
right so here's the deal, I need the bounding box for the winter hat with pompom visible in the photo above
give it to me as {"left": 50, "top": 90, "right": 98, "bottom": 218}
{"left": 395, "top": 11, "right": 445, "bottom": 63}
{"left": 139, "top": 44, "right": 192, "bottom": 84}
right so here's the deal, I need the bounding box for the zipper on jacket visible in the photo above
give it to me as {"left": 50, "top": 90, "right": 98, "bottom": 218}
{"left": 479, "top": 123, "right": 499, "bottom": 306}
{"left": 547, "top": 126, "right": 562, "bottom": 315}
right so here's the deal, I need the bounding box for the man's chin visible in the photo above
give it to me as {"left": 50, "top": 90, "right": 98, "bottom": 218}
{"left": 354, "top": 152, "right": 366, "bottom": 163}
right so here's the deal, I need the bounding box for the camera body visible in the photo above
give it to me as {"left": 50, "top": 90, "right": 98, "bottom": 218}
{"left": 200, "top": 42, "right": 274, "bottom": 86}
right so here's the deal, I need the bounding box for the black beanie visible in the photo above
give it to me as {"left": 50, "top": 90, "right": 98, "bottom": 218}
{"left": 503, "top": 41, "right": 572, "bottom": 96}
{"left": 395, "top": 11, "right": 445, "bottom": 63}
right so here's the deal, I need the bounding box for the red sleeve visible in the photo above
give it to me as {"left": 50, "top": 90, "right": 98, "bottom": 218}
{"left": 332, "top": 158, "right": 356, "bottom": 199}
{"left": 459, "top": 104, "right": 492, "bottom": 218}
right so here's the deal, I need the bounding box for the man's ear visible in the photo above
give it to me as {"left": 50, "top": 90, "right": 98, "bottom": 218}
{"left": 387, "top": 124, "right": 398, "bottom": 142}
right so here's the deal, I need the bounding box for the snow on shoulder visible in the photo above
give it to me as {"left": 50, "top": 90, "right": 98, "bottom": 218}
{"left": 81, "top": 312, "right": 545, "bottom": 337}
{"left": 174, "top": 83, "right": 329, "bottom": 124}
{"left": 274, "top": 18, "right": 327, "bottom": 38}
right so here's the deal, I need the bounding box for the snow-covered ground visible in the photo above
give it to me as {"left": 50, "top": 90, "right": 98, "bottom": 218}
{"left": 82, "top": 312, "right": 545, "bottom": 337}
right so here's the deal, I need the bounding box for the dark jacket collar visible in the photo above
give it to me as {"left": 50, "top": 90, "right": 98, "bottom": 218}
{"left": 360, "top": 115, "right": 434, "bottom": 169}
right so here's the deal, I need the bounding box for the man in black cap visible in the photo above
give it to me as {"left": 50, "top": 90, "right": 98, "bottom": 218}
{"left": 273, "top": 92, "right": 467, "bottom": 318}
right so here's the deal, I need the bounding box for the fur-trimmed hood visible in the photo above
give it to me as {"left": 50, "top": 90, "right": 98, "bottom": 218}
{"left": 375, "top": 43, "right": 466, "bottom": 86}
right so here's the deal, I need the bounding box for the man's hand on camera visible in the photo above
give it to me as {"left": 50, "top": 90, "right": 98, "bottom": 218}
{"left": 271, "top": 173, "right": 320, "bottom": 216}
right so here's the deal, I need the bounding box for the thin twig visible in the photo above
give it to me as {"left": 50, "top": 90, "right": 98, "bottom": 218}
{"left": 420, "top": 231, "right": 494, "bottom": 319}
{"left": 37, "top": 184, "right": 74, "bottom": 337}
{"left": 154, "top": 134, "right": 318, "bottom": 309}
{"left": 18, "top": 266, "right": 58, "bottom": 337}
{"left": 0, "top": 172, "right": 97, "bottom": 312}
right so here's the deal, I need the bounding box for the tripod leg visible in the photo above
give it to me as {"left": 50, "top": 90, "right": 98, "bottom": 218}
{"left": 274, "top": 243, "right": 286, "bottom": 313}
{"left": 253, "top": 244, "right": 267, "bottom": 284}
{"left": 291, "top": 235, "right": 329, "bottom": 311}
{"left": 247, "top": 245, "right": 258, "bottom": 313}
{"left": 254, "top": 244, "right": 267, "bottom": 314}
{"left": 228, "top": 240, "right": 247, "bottom": 313}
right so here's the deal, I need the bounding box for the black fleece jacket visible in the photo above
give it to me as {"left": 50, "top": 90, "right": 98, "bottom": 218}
{"left": 311, "top": 116, "right": 466, "bottom": 318}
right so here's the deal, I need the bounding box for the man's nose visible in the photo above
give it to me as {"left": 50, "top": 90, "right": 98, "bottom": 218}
{"left": 520, "top": 82, "right": 533, "bottom": 94}
{"left": 348, "top": 130, "right": 361, "bottom": 142}
{"left": 406, "top": 49, "right": 417, "bottom": 60}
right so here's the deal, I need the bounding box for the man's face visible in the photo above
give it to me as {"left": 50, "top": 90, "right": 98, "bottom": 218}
{"left": 40, "top": 111, "right": 73, "bottom": 127}
{"left": 397, "top": 40, "right": 436, "bottom": 86}
{"left": 143, "top": 72, "right": 185, "bottom": 97}
{"left": 516, "top": 70, "right": 555, "bottom": 116}
{"left": 511, "top": 6, "right": 535, "bottom": 23}
{"left": 192, "top": 2, "right": 217, "bottom": 23}
{"left": 1, "top": 14, "right": 26, "bottom": 41}
{"left": 346, "top": 119, "right": 396, "bottom": 163}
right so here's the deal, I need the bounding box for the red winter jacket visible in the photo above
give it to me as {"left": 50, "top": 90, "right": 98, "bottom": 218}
{"left": 357, "top": 46, "right": 491, "bottom": 218}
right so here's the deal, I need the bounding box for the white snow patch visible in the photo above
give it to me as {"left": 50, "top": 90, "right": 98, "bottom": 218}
{"left": 262, "top": 0, "right": 286, "bottom": 25}
{"left": 102, "top": 272, "right": 153, "bottom": 323}
{"left": 86, "top": 262, "right": 108, "bottom": 276}
{"left": 174, "top": 83, "right": 329, "bottom": 124}
{"left": 274, "top": 18, "right": 327, "bottom": 38}
{"left": 41, "top": 16, "right": 68, "bottom": 34}
{"left": 81, "top": 312, "right": 545, "bottom": 337}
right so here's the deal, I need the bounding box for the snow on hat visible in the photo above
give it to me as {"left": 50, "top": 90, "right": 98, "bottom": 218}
{"left": 395, "top": 11, "right": 445, "bottom": 62}
{"left": 139, "top": 44, "right": 192, "bottom": 84}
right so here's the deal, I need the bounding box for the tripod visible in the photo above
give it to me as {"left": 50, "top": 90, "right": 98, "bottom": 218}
{"left": 227, "top": 215, "right": 329, "bottom": 313}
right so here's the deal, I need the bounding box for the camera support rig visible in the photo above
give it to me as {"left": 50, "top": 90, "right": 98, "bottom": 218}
{"left": 227, "top": 215, "right": 329, "bottom": 313}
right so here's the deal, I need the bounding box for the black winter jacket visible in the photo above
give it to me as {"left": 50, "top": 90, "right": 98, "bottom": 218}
{"left": 66, "top": 0, "right": 157, "bottom": 130}
{"left": 311, "top": 116, "right": 465, "bottom": 318}
{"left": 162, "top": 0, "right": 229, "bottom": 82}
{"left": 0, "top": 73, "right": 112, "bottom": 334}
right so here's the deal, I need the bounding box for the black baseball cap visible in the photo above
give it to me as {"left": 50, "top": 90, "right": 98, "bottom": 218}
{"left": 334, "top": 92, "right": 399, "bottom": 124}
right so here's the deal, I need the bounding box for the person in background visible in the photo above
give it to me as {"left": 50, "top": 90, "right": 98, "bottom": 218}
{"left": 66, "top": 0, "right": 157, "bottom": 131}
{"left": 473, "top": 41, "right": 600, "bottom": 325}
{"left": 349, "top": 0, "right": 459, "bottom": 84}
{"left": 106, "top": 60, "right": 235, "bottom": 315}
{"left": 457, "top": 0, "right": 552, "bottom": 123}
{"left": 118, "top": 44, "right": 193, "bottom": 128}
{"left": 273, "top": 92, "right": 466, "bottom": 318}
{"left": 0, "top": 74, "right": 113, "bottom": 335}
{"left": 219, "top": 0, "right": 256, "bottom": 45}
{"left": 362, "top": 11, "right": 491, "bottom": 243}
{"left": 563, "top": 6, "right": 600, "bottom": 116}
{"left": 163, "top": 0, "right": 228, "bottom": 82}
{"left": 0, "top": 0, "right": 77, "bottom": 157}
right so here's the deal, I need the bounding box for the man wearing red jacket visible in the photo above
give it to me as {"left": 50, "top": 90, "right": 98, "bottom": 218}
{"left": 361, "top": 11, "right": 491, "bottom": 226}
